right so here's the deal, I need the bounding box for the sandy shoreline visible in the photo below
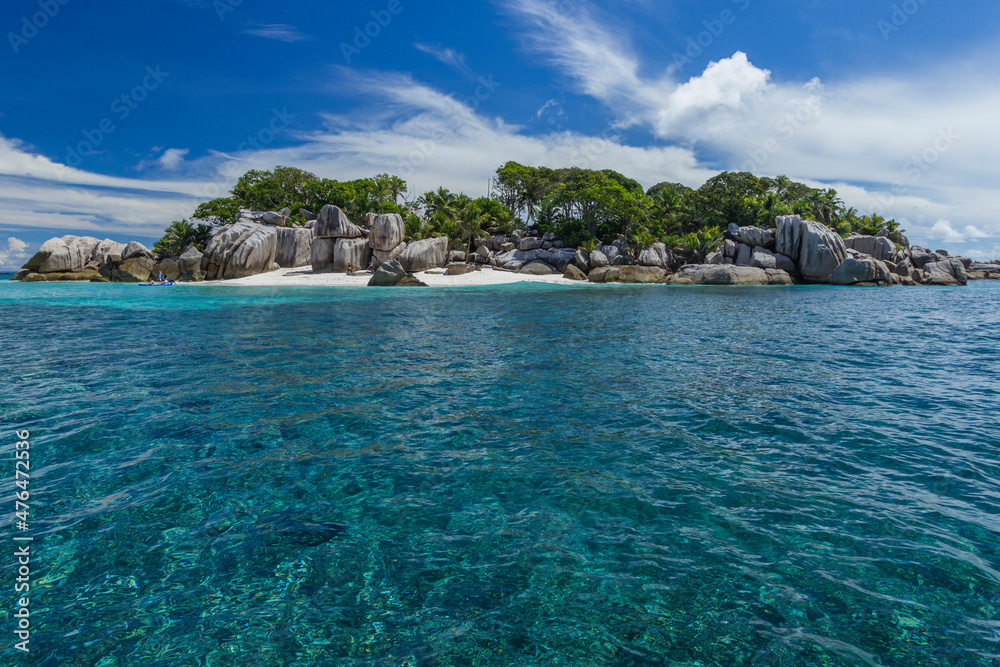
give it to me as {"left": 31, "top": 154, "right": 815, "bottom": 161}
{"left": 214, "top": 266, "right": 579, "bottom": 288}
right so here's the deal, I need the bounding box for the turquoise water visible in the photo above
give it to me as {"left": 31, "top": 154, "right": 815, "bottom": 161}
{"left": 1, "top": 281, "right": 999, "bottom": 666}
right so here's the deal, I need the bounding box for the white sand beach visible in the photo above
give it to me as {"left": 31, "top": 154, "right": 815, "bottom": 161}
{"left": 217, "top": 266, "right": 578, "bottom": 288}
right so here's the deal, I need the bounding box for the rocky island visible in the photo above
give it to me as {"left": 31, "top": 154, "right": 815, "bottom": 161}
{"left": 10, "top": 166, "right": 1000, "bottom": 288}
{"left": 12, "top": 208, "right": 999, "bottom": 288}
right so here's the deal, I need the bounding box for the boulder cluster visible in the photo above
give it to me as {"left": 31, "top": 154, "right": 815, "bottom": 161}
{"left": 12, "top": 236, "right": 206, "bottom": 283}
{"left": 463, "top": 232, "right": 677, "bottom": 284}
{"left": 670, "top": 215, "right": 996, "bottom": 286}
{"left": 12, "top": 210, "right": 1000, "bottom": 287}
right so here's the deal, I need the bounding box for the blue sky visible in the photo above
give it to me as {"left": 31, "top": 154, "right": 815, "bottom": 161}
{"left": 2, "top": 0, "right": 999, "bottom": 268}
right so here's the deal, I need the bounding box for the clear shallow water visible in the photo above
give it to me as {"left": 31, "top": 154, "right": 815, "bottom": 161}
{"left": 1, "top": 281, "right": 999, "bottom": 666}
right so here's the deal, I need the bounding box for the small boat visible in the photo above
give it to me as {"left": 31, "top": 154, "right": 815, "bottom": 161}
{"left": 140, "top": 280, "right": 176, "bottom": 287}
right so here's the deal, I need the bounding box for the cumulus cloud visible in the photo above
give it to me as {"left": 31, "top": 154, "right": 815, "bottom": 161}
{"left": 158, "top": 148, "right": 189, "bottom": 170}
{"left": 930, "top": 220, "right": 991, "bottom": 244}
{"left": 0, "top": 236, "right": 31, "bottom": 270}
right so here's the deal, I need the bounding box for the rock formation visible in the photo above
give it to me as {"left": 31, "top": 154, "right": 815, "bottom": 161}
{"left": 201, "top": 222, "right": 278, "bottom": 280}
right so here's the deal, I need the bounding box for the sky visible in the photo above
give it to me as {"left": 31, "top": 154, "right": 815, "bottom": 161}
{"left": 1, "top": 0, "right": 999, "bottom": 269}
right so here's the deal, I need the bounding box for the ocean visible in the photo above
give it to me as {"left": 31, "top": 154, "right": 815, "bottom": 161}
{"left": 1, "top": 281, "right": 999, "bottom": 666}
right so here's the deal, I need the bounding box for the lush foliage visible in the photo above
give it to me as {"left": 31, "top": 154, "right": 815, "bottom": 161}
{"left": 192, "top": 167, "right": 410, "bottom": 226}
{"left": 492, "top": 163, "right": 905, "bottom": 248}
{"left": 412, "top": 189, "right": 516, "bottom": 248}
{"left": 178, "top": 163, "right": 905, "bottom": 254}
{"left": 153, "top": 220, "right": 213, "bottom": 256}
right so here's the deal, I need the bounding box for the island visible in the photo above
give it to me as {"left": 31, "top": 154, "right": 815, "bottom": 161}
{"left": 10, "top": 165, "right": 1000, "bottom": 287}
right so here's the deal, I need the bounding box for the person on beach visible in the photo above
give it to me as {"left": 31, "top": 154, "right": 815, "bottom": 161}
{"left": 158, "top": 271, "right": 165, "bottom": 284}
{"left": 347, "top": 264, "right": 353, "bottom": 275}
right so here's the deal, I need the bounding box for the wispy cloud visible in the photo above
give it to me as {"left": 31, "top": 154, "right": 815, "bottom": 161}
{"left": 243, "top": 24, "right": 310, "bottom": 43}
{"left": 414, "top": 43, "right": 476, "bottom": 79}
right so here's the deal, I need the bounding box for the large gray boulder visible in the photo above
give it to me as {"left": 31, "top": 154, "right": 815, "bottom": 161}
{"left": 313, "top": 237, "right": 372, "bottom": 273}
{"left": 23, "top": 237, "right": 68, "bottom": 271}
{"left": 373, "top": 242, "right": 407, "bottom": 270}
{"left": 369, "top": 214, "right": 406, "bottom": 251}
{"left": 201, "top": 222, "right": 278, "bottom": 280}
{"left": 667, "top": 265, "right": 773, "bottom": 286}
{"left": 589, "top": 249, "right": 609, "bottom": 269}
{"left": 334, "top": 238, "right": 372, "bottom": 273}
{"left": 314, "top": 205, "right": 364, "bottom": 239}
{"left": 177, "top": 246, "right": 205, "bottom": 282}
{"left": 536, "top": 249, "right": 576, "bottom": 272}
{"left": 735, "top": 243, "right": 752, "bottom": 267}
{"left": 909, "top": 247, "right": 931, "bottom": 269}
{"left": 261, "top": 211, "right": 286, "bottom": 226}
{"left": 33, "top": 236, "right": 103, "bottom": 273}
{"left": 519, "top": 237, "right": 542, "bottom": 251}
{"left": 122, "top": 241, "right": 154, "bottom": 261}
{"left": 114, "top": 256, "right": 155, "bottom": 283}
{"left": 829, "top": 256, "right": 892, "bottom": 285}
{"left": 275, "top": 226, "right": 313, "bottom": 268}
{"left": 775, "top": 215, "right": 848, "bottom": 282}
{"left": 235, "top": 209, "right": 264, "bottom": 225}
{"left": 750, "top": 247, "right": 797, "bottom": 272}
{"left": 519, "top": 260, "right": 559, "bottom": 275}
{"left": 731, "top": 226, "right": 775, "bottom": 249}
{"left": 845, "top": 235, "right": 896, "bottom": 261}
{"left": 616, "top": 266, "right": 667, "bottom": 283}
{"left": 88, "top": 239, "right": 127, "bottom": 269}
{"left": 151, "top": 259, "right": 180, "bottom": 281}
{"left": 399, "top": 237, "right": 448, "bottom": 273}
{"left": 638, "top": 248, "right": 665, "bottom": 268}
{"left": 310, "top": 238, "right": 335, "bottom": 273}
{"left": 922, "top": 258, "right": 968, "bottom": 286}
{"left": 494, "top": 248, "right": 543, "bottom": 271}
{"left": 368, "top": 259, "right": 407, "bottom": 287}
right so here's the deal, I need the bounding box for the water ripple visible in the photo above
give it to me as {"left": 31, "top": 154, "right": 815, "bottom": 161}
{"left": 1, "top": 281, "right": 999, "bottom": 665}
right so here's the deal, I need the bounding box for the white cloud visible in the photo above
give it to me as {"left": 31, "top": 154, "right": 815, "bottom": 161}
{"left": 158, "top": 148, "right": 189, "bottom": 170}
{"left": 0, "top": 236, "right": 31, "bottom": 271}
{"left": 242, "top": 24, "right": 310, "bottom": 43}
{"left": 932, "top": 220, "right": 967, "bottom": 244}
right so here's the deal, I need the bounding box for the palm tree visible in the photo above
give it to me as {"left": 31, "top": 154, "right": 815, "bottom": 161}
{"left": 456, "top": 203, "right": 490, "bottom": 256}
{"left": 680, "top": 226, "right": 724, "bottom": 263}
{"left": 153, "top": 220, "right": 213, "bottom": 256}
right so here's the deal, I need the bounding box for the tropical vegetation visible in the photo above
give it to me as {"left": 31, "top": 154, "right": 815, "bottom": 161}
{"left": 154, "top": 163, "right": 905, "bottom": 256}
